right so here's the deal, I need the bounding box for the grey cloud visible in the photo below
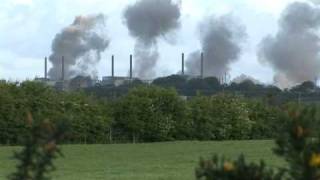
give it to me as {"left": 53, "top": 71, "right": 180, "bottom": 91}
{"left": 258, "top": 2, "right": 320, "bottom": 88}
{"left": 49, "top": 14, "right": 110, "bottom": 80}
{"left": 123, "top": 0, "right": 181, "bottom": 79}
{"left": 186, "top": 14, "right": 247, "bottom": 78}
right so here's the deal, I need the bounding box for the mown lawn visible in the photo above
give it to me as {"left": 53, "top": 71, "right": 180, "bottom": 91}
{"left": 0, "top": 140, "right": 283, "bottom": 180}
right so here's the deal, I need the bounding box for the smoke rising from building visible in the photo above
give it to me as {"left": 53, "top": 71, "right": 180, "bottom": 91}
{"left": 49, "top": 14, "right": 110, "bottom": 80}
{"left": 123, "top": 0, "right": 181, "bottom": 79}
{"left": 232, "top": 74, "right": 262, "bottom": 85}
{"left": 259, "top": 2, "right": 320, "bottom": 89}
{"left": 186, "top": 15, "right": 246, "bottom": 78}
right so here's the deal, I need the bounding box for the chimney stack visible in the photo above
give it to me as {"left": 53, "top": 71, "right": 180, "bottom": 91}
{"left": 111, "top": 55, "right": 114, "bottom": 78}
{"left": 44, "top": 57, "right": 47, "bottom": 80}
{"left": 182, "top": 53, "right": 185, "bottom": 75}
{"left": 225, "top": 72, "right": 228, "bottom": 84}
{"left": 61, "top": 56, "right": 65, "bottom": 81}
{"left": 130, "top": 54, "right": 133, "bottom": 79}
{"left": 200, "top": 52, "right": 204, "bottom": 78}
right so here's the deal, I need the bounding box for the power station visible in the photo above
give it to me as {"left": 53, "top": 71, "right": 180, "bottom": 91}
{"left": 36, "top": 52, "right": 229, "bottom": 91}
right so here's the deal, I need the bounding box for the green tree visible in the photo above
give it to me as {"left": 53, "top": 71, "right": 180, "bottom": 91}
{"left": 9, "top": 114, "right": 67, "bottom": 180}
{"left": 114, "top": 85, "right": 188, "bottom": 142}
{"left": 0, "top": 81, "right": 112, "bottom": 145}
{"left": 247, "top": 99, "right": 285, "bottom": 139}
{"left": 188, "top": 94, "right": 253, "bottom": 140}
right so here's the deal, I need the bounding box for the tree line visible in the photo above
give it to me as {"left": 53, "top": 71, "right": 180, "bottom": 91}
{"left": 87, "top": 75, "right": 320, "bottom": 104}
{"left": 0, "top": 80, "right": 295, "bottom": 145}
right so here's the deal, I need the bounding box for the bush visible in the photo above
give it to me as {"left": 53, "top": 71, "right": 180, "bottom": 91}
{"left": 188, "top": 94, "right": 253, "bottom": 140}
{"left": 196, "top": 155, "right": 281, "bottom": 180}
{"left": 9, "top": 113, "right": 67, "bottom": 180}
{"left": 0, "top": 82, "right": 112, "bottom": 145}
{"left": 114, "top": 85, "right": 189, "bottom": 142}
{"left": 247, "top": 100, "right": 285, "bottom": 139}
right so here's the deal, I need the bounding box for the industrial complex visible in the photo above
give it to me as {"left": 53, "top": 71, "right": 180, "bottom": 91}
{"left": 35, "top": 52, "right": 213, "bottom": 91}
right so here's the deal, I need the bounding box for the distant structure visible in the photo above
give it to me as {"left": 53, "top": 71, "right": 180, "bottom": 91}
{"left": 100, "top": 54, "right": 138, "bottom": 87}
{"left": 69, "top": 76, "right": 93, "bottom": 90}
{"left": 181, "top": 53, "right": 185, "bottom": 76}
{"left": 44, "top": 57, "right": 48, "bottom": 80}
{"left": 34, "top": 51, "right": 209, "bottom": 90}
{"left": 200, "top": 52, "right": 204, "bottom": 78}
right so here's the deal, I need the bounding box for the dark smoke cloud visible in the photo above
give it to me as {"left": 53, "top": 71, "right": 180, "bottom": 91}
{"left": 186, "top": 14, "right": 246, "bottom": 78}
{"left": 232, "top": 74, "right": 262, "bottom": 85}
{"left": 258, "top": 2, "right": 320, "bottom": 89}
{"left": 123, "top": 0, "right": 181, "bottom": 79}
{"left": 49, "top": 14, "right": 110, "bottom": 80}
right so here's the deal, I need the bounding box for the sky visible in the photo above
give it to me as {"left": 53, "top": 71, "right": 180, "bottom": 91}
{"left": 0, "top": 0, "right": 312, "bottom": 84}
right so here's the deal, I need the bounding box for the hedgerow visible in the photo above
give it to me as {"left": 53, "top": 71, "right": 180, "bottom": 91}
{"left": 0, "top": 81, "right": 291, "bottom": 144}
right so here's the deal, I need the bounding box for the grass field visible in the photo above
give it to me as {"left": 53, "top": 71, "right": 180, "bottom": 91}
{"left": 0, "top": 140, "right": 284, "bottom": 180}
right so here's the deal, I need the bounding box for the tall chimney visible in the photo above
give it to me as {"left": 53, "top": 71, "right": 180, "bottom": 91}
{"left": 182, "top": 53, "right": 185, "bottom": 75}
{"left": 130, "top": 54, "right": 133, "bottom": 79}
{"left": 61, "top": 56, "right": 65, "bottom": 81}
{"left": 44, "top": 57, "right": 47, "bottom": 80}
{"left": 224, "top": 72, "right": 227, "bottom": 84}
{"left": 111, "top": 55, "right": 114, "bottom": 78}
{"left": 200, "top": 52, "right": 204, "bottom": 78}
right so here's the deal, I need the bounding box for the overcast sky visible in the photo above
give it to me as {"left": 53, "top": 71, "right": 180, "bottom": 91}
{"left": 0, "top": 0, "right": 313, "bottom": 83}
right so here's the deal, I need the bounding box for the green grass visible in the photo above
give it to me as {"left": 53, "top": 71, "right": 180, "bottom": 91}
{"left": 0, "top": 140, "right": 283, "bottom": 180}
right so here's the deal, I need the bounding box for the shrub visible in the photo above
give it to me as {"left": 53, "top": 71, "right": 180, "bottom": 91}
{"left": 247, "top": 100, "right": 285, "bottom": 139}
{"left": 114, "top": 85, "right": 189, "bottom": 142}
{"left": 9, "top": 113, "right": 67, "bottom": 180}
{"left": 0, "top": 82, "right": 112, "bottom": 145}
{"left": 196, "top": 155, "right": 281, "bottom": 180}
{"left": 188, "top": 94, "right": 253, "bottom": 140}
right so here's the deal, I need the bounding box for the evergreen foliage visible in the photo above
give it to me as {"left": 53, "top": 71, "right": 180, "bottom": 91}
{"left": 9, "top": 113, "right": 67, "bottom": 180}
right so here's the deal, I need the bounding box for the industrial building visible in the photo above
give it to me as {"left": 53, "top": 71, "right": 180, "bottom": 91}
{"left": 35, "top": 52, "right": 213, "bottom": 91}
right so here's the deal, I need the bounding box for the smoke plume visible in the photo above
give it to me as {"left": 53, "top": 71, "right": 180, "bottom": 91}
{"left": 232, "top": 74, "right": 262, "bottom": 85}
{"left": 49, "top": 14, "right": 110, "bottom": 80}
{"left": 258, "top": 2, "right": 320, "bottom": 89}
{"left": 186, "top": 15, "right": 246, "bottom": 78}
{"left": 123, "top": 0, "right": 181, "bottom": 79}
